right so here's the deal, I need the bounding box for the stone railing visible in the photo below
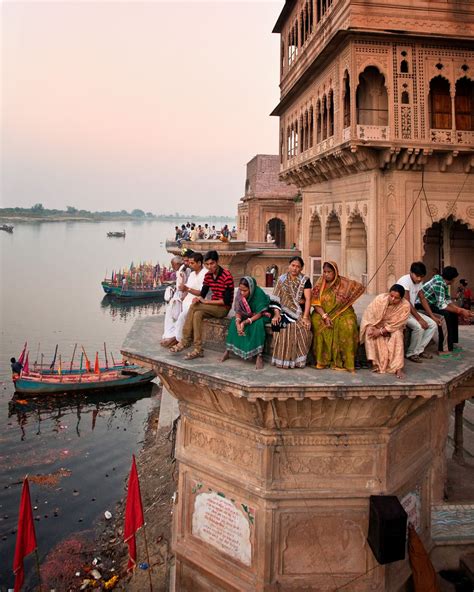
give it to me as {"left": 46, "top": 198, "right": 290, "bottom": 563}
{"left": 356, "top": 124, "right": 389, "bottom": 141}
{"left": 430, "top": 129, "right": 474, "bottom": 146}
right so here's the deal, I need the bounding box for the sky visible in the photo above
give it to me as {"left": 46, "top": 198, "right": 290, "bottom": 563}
{"left": 1, "top": 0, "right": 283, "bottom": 216}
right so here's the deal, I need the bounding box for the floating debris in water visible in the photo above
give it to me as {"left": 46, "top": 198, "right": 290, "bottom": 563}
{"left": 29, "top": 468, "right": 72, "bottom": 488}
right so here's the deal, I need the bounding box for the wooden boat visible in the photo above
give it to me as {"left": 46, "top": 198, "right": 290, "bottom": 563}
{"left": 0, "top": 224, "right": 14, "bottom": 233}
{"left": 107, "top": 230, "right": 126, "bottom": 238}
{"left": 13, "top": 365, "right": 156, "bottom": 395}
{"left": 101, "top": 280, "right": 166, "bottom": 299}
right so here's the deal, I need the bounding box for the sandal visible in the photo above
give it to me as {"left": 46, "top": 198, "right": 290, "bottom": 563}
{"left": 170, "top": 342, "right": 190, "bottom": 353}
{"left": 184, "top": 349, "right": 204, "bottom": 360}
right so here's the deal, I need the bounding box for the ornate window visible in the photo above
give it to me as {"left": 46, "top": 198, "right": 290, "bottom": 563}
{"left": 429, "top": 76, "right": 451, "bottom": 129}
{"left": 343, "top": 73, "right": 351, "bottom": 128}
{"left": 455, "top": 77, "right": 474, "bottom": 131}
{"left": 356, "top": 66, "right": 389, "bottom": 126}
{"left": 400, "top": 60, "right": 409, "bottom": 74}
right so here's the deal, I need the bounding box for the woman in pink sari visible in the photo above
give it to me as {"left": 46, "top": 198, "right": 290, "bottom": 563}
{"left": 360, "top": 284, "right": 410, "bottom": 378}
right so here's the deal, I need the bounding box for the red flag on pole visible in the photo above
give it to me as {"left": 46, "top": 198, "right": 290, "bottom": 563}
{"left": 13, "top": 477, "right": 37, "bottom": 592}
{"left": 22, "top": 353, "right": 29, "bottom": 376}
{"left": 18, "top": 343, "right": 27, "bottom": 365}
{"left": 124, "top": 455, "right": 144, "bottom": 572}
{"left": 94, "top": 352, "right": 99, "bottom": 374}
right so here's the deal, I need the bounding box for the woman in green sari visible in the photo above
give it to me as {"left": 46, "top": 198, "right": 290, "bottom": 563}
{"left": 222, "top": 276, "right": 270, "bottom": 369}
{"left": 311, "top": 261, "right": 365, "bottom": 372}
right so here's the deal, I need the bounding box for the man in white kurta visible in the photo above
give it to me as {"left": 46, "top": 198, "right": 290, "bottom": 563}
{"left": 175, "top": 253, "right": 207, "bottom": 341}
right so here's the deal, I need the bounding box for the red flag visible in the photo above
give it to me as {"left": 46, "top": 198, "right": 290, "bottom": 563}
{"left": 13, "top": 478, "right": 37, "bottom": 592}
{"left": 18, "top": 343, "right": 27, "bottom": 365}
{"left": 94, "top": 352, "right": 99, "bottom": 374}
{"left": 124, "top": 455, "right": 144, "bottom": 571}
{"left": 22, "top": 353, "right": 29, "bottom": 376}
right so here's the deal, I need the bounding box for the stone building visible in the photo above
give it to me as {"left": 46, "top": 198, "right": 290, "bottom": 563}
{"left": 271, "top": 0, "right": 474, "bottom": 293}
{"left": 237, "top": 154, "right": 300, "bottom": 248}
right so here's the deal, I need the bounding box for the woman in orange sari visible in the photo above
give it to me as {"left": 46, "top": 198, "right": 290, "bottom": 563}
{"left": 360, "top": 284, "right": 411, "bottom": 379}
{"left": 311, "top": 261, "right": 365, "bottom": 372}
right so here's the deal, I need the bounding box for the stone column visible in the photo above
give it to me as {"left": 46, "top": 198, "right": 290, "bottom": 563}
{"left": 157, "top": 371, "right": 459, "bottom": 591}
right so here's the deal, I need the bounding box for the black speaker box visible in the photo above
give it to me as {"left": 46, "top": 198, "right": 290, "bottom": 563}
{"left": 367, "top": 495, "right": 408, "bottom": 565}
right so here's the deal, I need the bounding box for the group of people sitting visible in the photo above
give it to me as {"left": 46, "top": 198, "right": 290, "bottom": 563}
{"left": 175, "top": 223, "right": 237, "bottom": 244}
{"left": 161, "top": 251, "right": 473, "bottom": 377}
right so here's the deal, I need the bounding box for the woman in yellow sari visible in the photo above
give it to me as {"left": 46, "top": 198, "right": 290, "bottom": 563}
{"left": 311, "top": 261, "right": 365, "bottom": 372}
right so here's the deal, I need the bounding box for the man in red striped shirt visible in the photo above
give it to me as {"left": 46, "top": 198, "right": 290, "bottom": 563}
{"left": 171, "top": 250, "right": 234, "bottom": 359}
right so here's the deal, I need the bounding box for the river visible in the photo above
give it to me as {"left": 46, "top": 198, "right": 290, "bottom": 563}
{"left": 0, "top": 218, "right": 230, "bottom": 589}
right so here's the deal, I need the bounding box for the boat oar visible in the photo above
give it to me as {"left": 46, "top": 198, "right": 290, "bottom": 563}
{"left": 34, "top": 342, "right": 41, "bottom": 370}
{"left": 104, "top": 342, "right": 109, "bottom": 370}
{"left": 70, "top": 343, "right": 77, "bottom": 372}
{"left": 81, "top": 346, "right": 91, "bottom": 372}
{"left": 79, "top": 352, "right": 83, "bottom": 382}
{"left": 111, "top": 352, "right": 116, "bottom": 367}
{"left": 40, "top": 354, "right": 44, "bottom": 382}
{"left": 59, "top": 355, "right": 62, "bottom": 381}
{"left": 49, "top": 344, "right": 58, "bottom": 371}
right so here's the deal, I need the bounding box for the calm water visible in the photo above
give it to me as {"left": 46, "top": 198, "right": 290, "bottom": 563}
{"left": 0, "top": 219, "right": 229, "bottom": 589}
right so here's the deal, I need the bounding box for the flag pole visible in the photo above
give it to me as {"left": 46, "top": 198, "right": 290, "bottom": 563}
{"left": 34, "top": 548, "right": 43, "bottom": 592}
{"left": 142, "top": 524, "right": 153, "bottom": 592}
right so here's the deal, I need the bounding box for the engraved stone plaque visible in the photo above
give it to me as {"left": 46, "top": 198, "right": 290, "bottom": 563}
{"left": 192, "top": 490, "right": 253, "bottom": 566}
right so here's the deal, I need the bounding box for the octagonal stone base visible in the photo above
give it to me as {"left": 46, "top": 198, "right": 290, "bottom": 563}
{"left": 121, "top": 317, "right": 474, "bottom": 592}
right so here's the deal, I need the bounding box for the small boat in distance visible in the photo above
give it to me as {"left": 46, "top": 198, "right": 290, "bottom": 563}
{"left": 101, "top": 281, "right": 166, "bottom": 299}
{"left": 102, "top": 261, "right": 170, "bottom": 299}
{"left": 107, "top": 230, "right": 126, "bottom": 238}
{"left": 0, "top": 224, "right": 14, "bottom": 233}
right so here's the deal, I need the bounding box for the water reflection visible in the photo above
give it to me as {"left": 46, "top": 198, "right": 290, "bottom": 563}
{"left": 8, "top": 383, "right": 158, "bottom": 440}
{"left": 100, "top": 294, "right": 164, "bottom": 321}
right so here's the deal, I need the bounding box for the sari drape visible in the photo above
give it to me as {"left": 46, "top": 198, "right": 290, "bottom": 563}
{"left": 226, "top": 277, "right": 270, "bottom": 360}
{"left": 360, "top": 293, "right": 410, "bottom": 374}
{"left": 270, "top": 273, "right": 312, "bottom": 368}
{"left": 310, "top": 261, "right": 365, "bottom": 371}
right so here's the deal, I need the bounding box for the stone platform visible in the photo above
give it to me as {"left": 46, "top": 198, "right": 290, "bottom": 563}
{"left": 122, "top": 317, "right": 474, "bottom": 592}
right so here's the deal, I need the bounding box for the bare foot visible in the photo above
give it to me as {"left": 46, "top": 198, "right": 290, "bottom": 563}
{"left": 395, "top": 369, "right": 405, "bottom": 379}
{"left": 221, "top": 350, "right": 230, "bottom": 363}
{"left": 255, "top": 354, "right": 264, "bottom": 370}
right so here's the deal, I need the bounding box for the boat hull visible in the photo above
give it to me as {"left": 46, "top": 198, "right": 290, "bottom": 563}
{"left": 14, "top": 369, "right": 156, "bottom": 395}
{"left": 101, "top": 281, "right": 165, "bottom": 299}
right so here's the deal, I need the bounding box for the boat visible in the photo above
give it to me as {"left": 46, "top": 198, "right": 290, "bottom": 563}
{"left": 101, "top": 280, "right": 167, "bottom": 299}
{"left": 107, "top": 230, "right": 126, "bottom": 238}
{"left": 13, "top": 365, "right": 156, "bottom": 395}
{"left": 102, "top": 260, "right": 170, "bottom": 299}
{"left": 0, "top": 224, "right": 14, "bottom": 233}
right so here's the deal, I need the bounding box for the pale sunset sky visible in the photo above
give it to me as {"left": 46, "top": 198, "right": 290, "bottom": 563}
{"left": 1, "top": 1, "right": 283, "bottom": 216}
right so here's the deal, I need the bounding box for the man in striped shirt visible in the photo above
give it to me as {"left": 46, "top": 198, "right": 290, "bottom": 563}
{"left": 171, "top": 250, "right": 234, "bottom": 359}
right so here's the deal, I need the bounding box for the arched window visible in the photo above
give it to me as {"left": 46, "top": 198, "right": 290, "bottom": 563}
{"left": 316, "top": 100, "right": 322, "bottom": 143}
{"left": 356, "top": 66, "right": 388, "bottom": 126}
{"left": 300, "top": 114, "right": 305, "bottom": 153}
{"left": 429, "top": 76, "right": 451, "bottom": 129}
{"left": 287, "top": 126, "right": 291, "bottom": 158}
{"left": 309, "top": 106, "right": 314, "bottom": 148}
{"left": 401, "top": 91, "right": 409, "bottom": 104}
{"left": 400, "top": 60, "right": 409, "bottom": 74}
{"left": 328, "top": 91, "right": 334, "bottom": 137}
{"left": 322, "top": 95, "right": 328, "bottom": 140}
{"left": 455, "top": 77, "right": 474, "bottom": 131}
{"left": 281, "top": 40, "right": 285, "bottom": 72}
{"left": 343, "top": 73, "right": 351, "bottom": 128}
{"left": 267, "top": 218, "right": 286, "bottom": 248}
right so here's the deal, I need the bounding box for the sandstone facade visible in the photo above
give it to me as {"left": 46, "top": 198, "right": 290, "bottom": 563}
{"left": 272, "top": 0, "right": 474, "bottom": 292}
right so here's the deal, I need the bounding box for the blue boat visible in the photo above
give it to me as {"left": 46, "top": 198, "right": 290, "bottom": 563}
{"left": 14, "top": 366, "right": 156, "bottom": 395}
{"left": 101, "top": 281, "right": 166, "bottom": 299}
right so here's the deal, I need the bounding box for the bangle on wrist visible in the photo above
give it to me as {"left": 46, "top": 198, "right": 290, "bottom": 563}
{"left": 322, "top": 313, "right": 328, "bottom": 320}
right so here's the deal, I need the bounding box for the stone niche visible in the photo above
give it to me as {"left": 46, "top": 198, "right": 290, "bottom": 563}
{"left": 156, "top": 367, "right": 468, "bottom": 592}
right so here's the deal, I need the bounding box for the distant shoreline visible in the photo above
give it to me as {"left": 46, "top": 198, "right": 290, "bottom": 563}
{"left": 0, "top": 214, "right": 236, "bottom": 223}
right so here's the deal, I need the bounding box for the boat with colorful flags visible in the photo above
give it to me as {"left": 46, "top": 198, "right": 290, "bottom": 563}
{"left": 12, "top": 343, "right": 156, "bottom": 396}
{"left": 101, "top": 261, "right": 171, "bottom": 299}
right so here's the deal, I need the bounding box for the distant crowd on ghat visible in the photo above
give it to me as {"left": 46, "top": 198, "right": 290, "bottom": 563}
{"left": 160, "top": 249, "right": 473, "bottom": 378}
{"left": 174, "top": 223, "right": 237, "bottom": 244}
